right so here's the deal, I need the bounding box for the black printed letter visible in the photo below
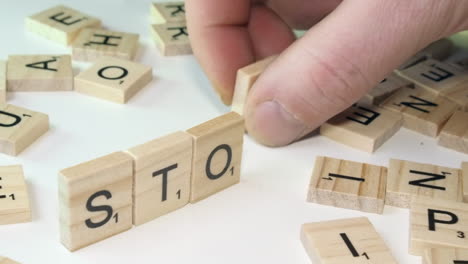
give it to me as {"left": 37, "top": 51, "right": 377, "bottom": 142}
{"left": 25, "top": 57, "right": 58, "bottom": 72}
{"left": 152, "top": 164, "right": 178, "bottom": 201}
{"left": 85, "top": 190, "right": 114, "bottom": 229}
{"left": 0, "top": 111, "right": 22, "bottom": 127}
{"left": 346, "top": 105, "right": 380, "bottom": 125}
{"left": 428, "top": 209, "right": 458, "bottom": 231}
{"left": 206, "top": 144, "right": 232, "bottom": 180}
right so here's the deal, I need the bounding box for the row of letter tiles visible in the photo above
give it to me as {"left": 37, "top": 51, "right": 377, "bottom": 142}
{"left": 307, "top": 157, "right": 465, "bottom": 213}
{"left": 59, "top": 112, "right": 244, "bottom": 251}
{"left": 301, "top": 217, "right": 398, "bottom": 263}
{"left": 0, "top": 165, "right": 31, "bottom": 225}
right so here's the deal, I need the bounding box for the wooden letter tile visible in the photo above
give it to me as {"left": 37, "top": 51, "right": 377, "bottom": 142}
{"left": 187, "top": 112, "right": 244, "bottom": 203}
{"left": 381, "top": 85, "right": 457, "bottom": 137}
{"left": 397, "top": 59, "right": 468, "bottom": 95}
{"left": 0, "top": 104, "right": 49, "bottom": 156}
{"left": 232, "top": 55, "right": 277, "bottom": 116}
{"left": 320, "top": 104, "right": 402, "bottom": 152}
{"left": 0, "top": 61, "right": 6, "bottom": 104}
{"left": 72, "top": 28, "right": 139, "bottom": 62}
{"left": 438, "top": 111, "right": 468, "bottom": 154}
{"left": 7, "top": 55, "right": 73, "bottom": 91}
{"left": 386, "top": 159, "right": 462, "bottom": 208}
{"left": 151, "top": 22, "right": 192, "bottom": 56}
{"left": 25, "top": 5, "right": 101, "bottom": 46}
{"left": 301, "top": 217, "right": 398, "bottom": 264}
{"left": 59, "top": 152, "right": 133, "bottom": 251}
{"left": 126, "top": 131, "right": 192, "bottom": 226}
{"left": 423, "top": 248, "right": 468, "bottom": 264}
{"left": 0, "top": 257, "right": 20, "bottom": 264}
{"left": 151, "top": 2, "right": 186, "bottom": 24}
{"left": 440, "top": 83, "right": 468, "bottom": 112}
{"left": 74, "top": 56, "right": 152, "bottom": 104}
{"left": 359, "top": 73, "right": 413, "bottom": 107}
{"left": 463, "top": 162, "right": 468, "bottom": 203}
{"left": 410, "top": 198, "right": 468, "bottom": 256}
{"left": 0, "top": 165, "right": 31, "bottom": 225}
{"left": 307, "top": 156, "right": 387, "bottom": 214}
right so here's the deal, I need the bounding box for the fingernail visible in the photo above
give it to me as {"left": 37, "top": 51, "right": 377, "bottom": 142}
{"left": 247, "top": 101, "right": 307, "bottom": 147}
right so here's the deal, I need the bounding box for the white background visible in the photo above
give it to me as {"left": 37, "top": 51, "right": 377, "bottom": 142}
{"left": 0, "top": 1, "right": 467, "bottom": 263}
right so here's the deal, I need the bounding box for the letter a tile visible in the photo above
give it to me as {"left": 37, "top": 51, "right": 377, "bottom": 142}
{"left": 301, "top": 217, "right": 398, "bottom": 264}
{"left": 0, "top": 104, "right": 49, "bottom": 156}
{"left": 410, "top": 198, "right": 468, "bottom": 256}
{"left": 381, "top": 85, "right": 457, "bottom": 137}
{"left": 74, "top": 56, "right": 152, "bottom": 104}
{"left": 187, "top": 112, "right": 244, "bottom": 203}
{"left": 307, "top": 156, "right": 387, "bottom": 214}
{"left": 320, "top": 104, "right": 402, "bottom": 152}
{"left": 7, "top": 55, "right": 73, "bottom": 91}
{"left": 0, "top": 165, "right": 31, "bottom": 225}
{"left": 126, "top": 131, "right": 192, "bottom": 226}
{"left": 72, "top": 28, "right": 139, "bottom": 62}
{"left": 151, "top": 22, "right": 192, "bottom": 56}
{"left": 59, "top": 152, "right": 133, "bottom": 251}
{"left": 386, "top": 159, "right": 462, "bottom": 208}
{"left": 25, "top": 5, "right": 101, "bottom": 46}
{"left": 423, "top": 248, "right": 468, "bottom": 264}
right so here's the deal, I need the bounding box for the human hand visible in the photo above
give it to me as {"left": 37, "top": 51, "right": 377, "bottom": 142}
{"left": 186, "top": 0, "right": 468, "bottom": 147}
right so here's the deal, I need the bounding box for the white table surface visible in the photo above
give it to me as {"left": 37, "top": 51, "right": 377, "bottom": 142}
{"left": 0, "top": 1, "right": 467, "bottom": 263}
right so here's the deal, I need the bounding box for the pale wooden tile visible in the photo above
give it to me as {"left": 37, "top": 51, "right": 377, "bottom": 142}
{"left": 0, "top": 104, "right": 49, "bottom": 156}
{"left": 438, "top": 110, "right": 468, "bottom": 154}
{"left": 7, "top": 55, "right": 73, "bottom": 91}
{"left": 398, "top": 38, "right": 453, "bottom": 70}
{"left": 386, "top": 159, "right": 462, "bottom": 208}
{"left": 301, "top": 217, "right": 397, "bottom": 264}
{"left": 25, "top": 5, "right": 101, "bottom": 46}
{"left": 151, "top": 22, "right": 191, "bottom": 56}
{"left": 0, "top": 257, "right": 20, "bottom": 264}
{"left": 126, "top": 131, "right": 192, "bottom": 226}
{"left": 307, "top": 156, "right": 387, "bottom": 214}
{"left": 59, "top": 152, "right": 133, "bottom": 251}
{"left": 150, "top": 2, "right": 185, "bottom": 24}
{"left": 463, "top": 162, "right": 468, "bottom": 203}
{"left": 72, "top": 28, "right": 139, "bottom": 62}
{"left": 232, "top": 55, "right": 277, "bottom": 116}
{"left": 75, "top": 56, "right": 152, "bottom": 104}
{"left": 0, "top": 61, "right": 6, "bottom": 104}
{"left": 381, "top": 85, "right": 457, "bottom": 137}
{"left": 424, "top": 248, "right": 468, "bottom": 264}
{"left": 397, "top": 59, "right": 468, "bottom": 95}
{"left": 410, "top": 198, "right": 468, "bottom": 256}
{"left": 186, "top": 112, "right": 244, "bottom": 203}
{"left": 0, "top": 165, "right": 31, "bottom": 225}
{"left": 440, "top": 83, "right": 468, "bottom": 112}
{"left": 320, "top": 104, "right": 402, "bottom": 152}
{"left": 359, "top": 73, "right": 413, "bottom": 107}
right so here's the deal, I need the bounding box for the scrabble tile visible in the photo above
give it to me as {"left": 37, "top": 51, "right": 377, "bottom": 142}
{"left": 307, "top": 156, "right": 387, "bottom": 214}
{"left": 438, "top": 111, "right": 468, "bottom": 154}
{"left": 410, "top": 198, "right": 468, "bottom": 256}
{"left": 423, "top": 248, "right": 468, "bottom": 264}
{"left": 125, "top": 131, "right": 192, "bottom": 226}
{"left": 386, "top": 159, "right": 462, "bottom": 208}
{"left": 381, "top": 85, "right": 457, "bottom": 137}
{"left": 72, "top": 28, "right": 139, "bottom": 62}
{"left": 25, "top": 5, "right": 101, "bottom": 46}
{"left": 397, "top": 59, "right": 468, "bottom": 95}
{"left": 455, "top": 58, "right": 468, "bottom": 70}
{"left": 0, "top": 165, "right": 31, "bottom": 225}
{"left": 0, "top": 104, "right": 49, "bottom": 156}
{"left": 59, "top": 152, "right": 133, "bottom": 252}
{"left": 151, "top": 2, "right": 186, "bottom": 24}
{"left": 301, "top": 217, "right": 398, "bottom": 264}
{"left": 151, "top": 22, "right": 192, "bottom": 56}
{"left": 232, "top": 55, "right": 277, "bottom": 116}
{"left": 358, "top": 73, "right": 413, "bottom": 107}
{"left": 320, "top": 104, "right": 402, "bottom": 152}
{"left": 0, "top": 61, "right": 6, "bottom": 104}
{"left": 463, "top": 162, "right": 468, "bottom": 203}
{"left": 0, "top": 257, "right": 20, "bottom": 264}
{"left": 74, "top": 56, "right": 152, "bottom": 104}
{"left": 440, "top": 84, "right": 468, "bottom": 112}
{"left": 186, "top": 112, "right": 244, "bottom": 203}
{"left": 398, "top": 38, "right": 453, "bottom": 70}
{"left": 7, "top": 55, "right": 73, "bottom": 91}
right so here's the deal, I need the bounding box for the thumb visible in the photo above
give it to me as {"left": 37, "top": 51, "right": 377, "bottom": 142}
{"left": 244, "top": 0, "right": 468, "bottom": 147}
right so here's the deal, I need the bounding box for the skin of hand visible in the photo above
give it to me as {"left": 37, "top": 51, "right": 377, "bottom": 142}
{"left": 186, "top": 0, "right": 468, "bottom": 147}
